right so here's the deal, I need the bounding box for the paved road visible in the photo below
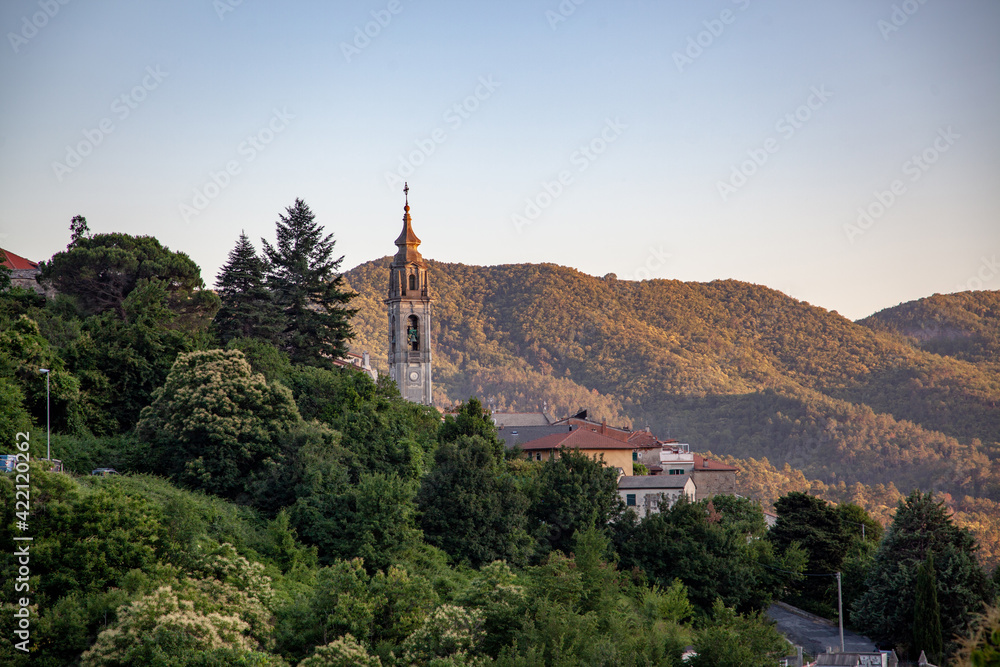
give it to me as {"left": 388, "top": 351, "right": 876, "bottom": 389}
{"left": 767, "top": 603, "right": 877, "bottom": 657}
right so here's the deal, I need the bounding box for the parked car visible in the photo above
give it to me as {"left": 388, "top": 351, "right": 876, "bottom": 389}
{"left": 90, "top": 468, "right": 118, "bottom": 476}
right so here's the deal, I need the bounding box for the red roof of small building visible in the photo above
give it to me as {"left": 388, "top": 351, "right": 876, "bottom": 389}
{"left": 519, "top": 427, "right": 638, "bottom": 451}
{"left": 692, "top": 454, "right": 739, "bottom": 472}
{"left": 0, "top": 248, "right": 39, "bottom": 270}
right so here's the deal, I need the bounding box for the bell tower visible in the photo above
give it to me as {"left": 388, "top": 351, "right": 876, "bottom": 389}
{"left": 386, "top": 183, "right": 433, "bottom": 405}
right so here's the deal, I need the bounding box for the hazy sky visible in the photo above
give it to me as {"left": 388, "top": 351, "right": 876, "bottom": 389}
{"left": 1, "top": 0, "right": 998, "bottom": 320}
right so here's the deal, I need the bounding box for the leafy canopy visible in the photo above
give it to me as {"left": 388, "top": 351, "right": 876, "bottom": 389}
{"left": 42, "top": 227, "right": 203, "bottom": 319}
{"left": 137, "top": 349, "right": 305, "bottom": 501}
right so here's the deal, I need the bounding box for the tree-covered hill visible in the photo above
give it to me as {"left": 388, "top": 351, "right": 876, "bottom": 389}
{"left": 343, "top": 259, "right": 1000, "bottom": 503}
{"left": 858, "top": 290, "right": 1000, "bottom": 370}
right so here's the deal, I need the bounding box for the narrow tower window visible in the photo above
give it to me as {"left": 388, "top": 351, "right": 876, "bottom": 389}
{"left": 407, "top": 315, "right": 420, "bottom": 351}
{"left": 409, "top": 274, "right": 417, "bottom": 291}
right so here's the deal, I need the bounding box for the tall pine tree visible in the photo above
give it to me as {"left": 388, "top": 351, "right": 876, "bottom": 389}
{"left": 913, "top": 553, "right": 943, "bottom": 664}
{"left": 212, "top": 231, "right": 282, "bottom": 345}
{"left": 853, "top": 491, "right": 996, "bottom": 659}
{"left": 263, "top": 199, "right": 357, "bottom": 366}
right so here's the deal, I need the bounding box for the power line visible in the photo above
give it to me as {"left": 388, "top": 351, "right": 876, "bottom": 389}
{"left": 759, "top": 562, "right": 838, "bottom": 577}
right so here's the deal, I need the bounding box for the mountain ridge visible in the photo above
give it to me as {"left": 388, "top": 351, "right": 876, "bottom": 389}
{"left": 344, "top": 258, "right": 1000, "bottom": 505}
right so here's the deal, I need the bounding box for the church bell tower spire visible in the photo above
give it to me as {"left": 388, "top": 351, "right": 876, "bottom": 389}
{"left": 385, "top": 183, "right": 433, "bottom": 405}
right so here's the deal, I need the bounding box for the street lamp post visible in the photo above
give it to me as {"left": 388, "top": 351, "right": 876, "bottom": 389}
{"left": 38, "top": 368, "right": 50, "bottom": 461}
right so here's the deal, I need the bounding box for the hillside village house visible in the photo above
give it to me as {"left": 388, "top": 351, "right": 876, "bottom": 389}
{"left": 1, "top": 247, "right": 44, "bottom": 294}
{"left": 493, "top": 410, "right": 738, "bottom": 511}
{"left": 618, "top": 474, "right": 696, "bottom": 518}
{"left": 516, "top": 426, "right": 652, "bottom": 476}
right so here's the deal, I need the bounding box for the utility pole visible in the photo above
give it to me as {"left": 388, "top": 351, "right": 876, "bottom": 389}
{"left": 836, "top": 571, "right": 844, "bottom": 652}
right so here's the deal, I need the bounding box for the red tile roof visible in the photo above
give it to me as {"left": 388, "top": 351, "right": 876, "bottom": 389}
{"left": 519, "top": 427, "right": 638, "bottom": 451}
{"left": 0, "top": 248, "right": 39, "bottom": 271}
{"left": 692, "top": 454, "right": 739, "bottom": 472}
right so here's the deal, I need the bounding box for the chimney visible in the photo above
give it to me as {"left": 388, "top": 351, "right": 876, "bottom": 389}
{"left": 601, "top": 418, "right": 606, "bottom": 435}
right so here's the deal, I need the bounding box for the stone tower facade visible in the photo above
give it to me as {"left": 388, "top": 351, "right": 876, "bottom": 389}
{"left": 385, "top": 184, "right": 433, "bottom": 405}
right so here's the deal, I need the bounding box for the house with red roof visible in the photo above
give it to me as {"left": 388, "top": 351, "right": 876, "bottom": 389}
{"left": 1, "top": 247, "right": 44, "bottom": 294}
{"left": 518, "top": 425, "right": 644, "bottom": 475}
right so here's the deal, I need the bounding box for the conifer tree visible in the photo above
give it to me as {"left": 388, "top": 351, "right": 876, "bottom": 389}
{"left": 263, "top": 199, "right": 357, "bottom": 366}
{"left": 212, "top": 232, "right": 282, "bottom": 345}
{"left": 913, "top": 553, "right": 943, "bottom": 664}
{"left": 853, "top": 491, "right": 995, "bottom": 658}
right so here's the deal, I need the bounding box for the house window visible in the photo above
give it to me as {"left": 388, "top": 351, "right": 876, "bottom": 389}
{"left": 626, "top": 494, "right": 636, "bottom": 507}
{"left": 668, "top": 468, "right": 684, "bottom": 475}
{"left": 632, "top": 451, "right": 638, "bottom": 461}
{"left": 536, "top": 452, "right": 542, "bottom": 461}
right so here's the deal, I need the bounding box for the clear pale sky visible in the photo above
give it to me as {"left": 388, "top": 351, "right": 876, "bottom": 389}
{"left": 1, "top": 0, "right": 998, "bottom": 320}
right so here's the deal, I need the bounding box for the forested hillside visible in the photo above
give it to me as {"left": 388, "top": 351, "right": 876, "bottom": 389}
{"left": 344, "top": 259, "right": 1000, "bottom": 543}
{"left": 2, "top": 217, "right": 998, "bottom": 664}
{"left": 859, "top": 290, "right": 1000, "bottom": 370}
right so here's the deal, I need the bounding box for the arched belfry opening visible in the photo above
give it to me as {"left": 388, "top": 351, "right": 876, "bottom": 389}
{"left": 407, "top": 315, "right": 420, "bottom": 351}
{"left": 384, "top": 182, "right": 433, "bottom": 405}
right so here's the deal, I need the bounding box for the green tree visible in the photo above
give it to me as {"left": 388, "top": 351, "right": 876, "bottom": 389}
{"left": 299, "top": 635, "right": 381, "bottom": 667}
{"left": 291, "top": 472, "right": 423, "bottom": 572}
{"left": 41, "top": 228, "right": 204, "bottom": 319}
{"left": 263, "top": 199, "right": 357, "bottom": 366}
{"left": 615, "top": 497, "right": 800, "bottom": 615}
{"left": 769, "top": 491, "right": 847, "bottom": 613}
{"left": 69, "top": 214, "right": 90, "bottom": 244}
{"left": 954, "top": 605, "right": 1000, "bottom": 667}
{"left": 137, "top": 349, "right": 303, "bottom": 501}
{"left": 853, "top": 491, "right": 996, "bottom": 658}
{"left": 709, "top": 494, "right": 769, "bottom": 538}
{"left": 417, "top": 435, "right": 531, "bottom": 567}
{"left": 79, "top": 573, "right": 278, "bottom": 666}
{"left": 0, "top": 315, "right": 83, "bottom": 433}
{"left": 287, "top": 365, "right": 439, "bottom": 481}
{"left": 439, "top": 397, "right": 504, "bottom": 460}
{"left": 212, "top": 232, "right": 282, "bottom": 345}
{"left": 913, "top": 552, "right": 943, "bottom": 664}
{"left": 838, "top": 502, "right": 884, "bottom": 545}
{"left": 226, "top": 337, "right": 292, "bottom": 384}
{"left": 0, "top": 376, "right": 31, "bottom": 446}
{"left": 527, "top": 449, "right": 622, "bottom": 558}
{"left": 688, "top": 599, "right": 789, "bottom": 667}
{"left": 456, "top": 561, "right": 528, "bottom": 658}
{"left": 68, "top": 278, "right": 200, "bottom": 433}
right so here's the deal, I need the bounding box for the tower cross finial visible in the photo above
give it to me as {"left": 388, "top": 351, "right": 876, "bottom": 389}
{"left": 403, "top": 182, "right": 409, "bottom": 204}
